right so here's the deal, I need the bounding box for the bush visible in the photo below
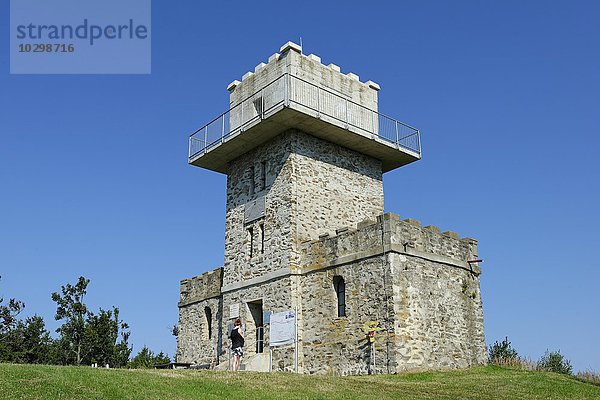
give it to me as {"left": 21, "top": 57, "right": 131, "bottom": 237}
{"left": 488, "top": 337, "right": 519, "bottom": 364}
{"left": 537, "top": 350, "right": 573, "bottom": 375}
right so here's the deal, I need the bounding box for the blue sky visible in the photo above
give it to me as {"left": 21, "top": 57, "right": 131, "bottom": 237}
{"left": 1, "top": 1, "right": 599, "bottom": 371}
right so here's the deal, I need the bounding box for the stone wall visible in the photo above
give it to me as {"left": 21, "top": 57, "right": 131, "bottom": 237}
{"left": 299, "top": 257, "right": 393, "bottom": 374}
{"left": 178, "top": 211, "right": 486, "bottom": 374}
{"left": 222, "top": 277, "right": 296, "bottom": 371}
{"left": 223, "top": 130, "right": 383, "bottom": 287}
{"left": 177, "top": 268, "right": 223, "bottom": 365}
{"left": 228, "top": 41, "right": 379, "bottom": 112}
{"left": 298, "top": 213, "right": 486, "bottom": 374}
{"left": 290, "top": 132, "right": 383, "bottom": 244}
{"left": 223, "top": 132, "right": 294, "bottom": 286}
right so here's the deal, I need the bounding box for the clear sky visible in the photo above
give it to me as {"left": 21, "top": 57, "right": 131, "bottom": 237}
{"left": 1, "top": 1, "right": 598, "bottom": 372}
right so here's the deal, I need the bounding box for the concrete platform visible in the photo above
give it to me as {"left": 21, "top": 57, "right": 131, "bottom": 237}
{"left": 189, "top": 102, "right": 421, "bottom": 174}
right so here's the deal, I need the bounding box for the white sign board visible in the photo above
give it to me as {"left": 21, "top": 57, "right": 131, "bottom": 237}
{"left": 269, "top": 310, "right": 296, "bottom": 347}
{"left": 229, "top": 303, "right": 239, "bottom": 319}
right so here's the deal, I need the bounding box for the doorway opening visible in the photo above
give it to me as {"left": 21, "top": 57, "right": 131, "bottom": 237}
{"left": 247, "top": 300, "right": 264, "bottom": 354}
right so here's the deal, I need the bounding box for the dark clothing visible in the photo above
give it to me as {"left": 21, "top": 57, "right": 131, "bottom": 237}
{"left": 230, "top": 327, "right": 244, "bottom": 350}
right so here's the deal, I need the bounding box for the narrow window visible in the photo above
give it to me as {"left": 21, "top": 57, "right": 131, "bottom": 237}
{"left": 204, "top": 307, "right": 212, "bottom": 340}
{"left": 260, "top": 161, "right": 267, "bottom": 190}
{"left": 248, "top": 227, "right": 254, "bottom": 258}
{"left": 333, "top": 276, "right": 346, "bottom": 317}
{"left": 259, "top": 223, "right": 265, "bottom": 254}
{"left": 249, "top": 166, "right": 255, "bottom": 196}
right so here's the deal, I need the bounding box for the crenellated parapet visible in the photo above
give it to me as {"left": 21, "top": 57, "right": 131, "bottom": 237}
{"left": 300, "top": 212, "right": 480, "bottom": 275}
{"left": 179, "top": 267, "right": 223, "bottom": 307}
{"left": 228, "top": 41, "right": 381, "bottom": 110}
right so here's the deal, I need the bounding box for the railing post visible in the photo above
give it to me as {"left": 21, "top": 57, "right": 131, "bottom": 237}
{"left": 345, "top": 98, "right": 348, "bottom": 129}
{"left": 395, "top": 121, "right": 399, "bottom": 147}
{"left": 204, "top": 126, "right": 208, "bottom": 153}
{"left": 221, "top": 114, "right": 225, "bottom": 144}
{"left": 417, "top": 130, "right": 422, "bottom": 155}
{"left": 285, "top": 74, "right": 290, "bottom": 107}
{"left": 371, "top": 109, "right": 375, "bottom": 134}
{"left": 188, "top": 137, "right": 191, "bottom": 158}
{"left": 317, "top": 86, "right": 320, "bottom": 118}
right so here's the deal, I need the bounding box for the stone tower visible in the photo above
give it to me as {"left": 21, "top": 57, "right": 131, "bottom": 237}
{"left": 177, "top": 42, "right": 486, "bottom": 374}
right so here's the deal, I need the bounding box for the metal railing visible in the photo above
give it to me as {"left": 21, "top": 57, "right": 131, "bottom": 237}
{"left": 256, "top": 326, "right": 264, "bottom": 354}
{"left": 188, "top": 74, "right": 421, "bottom": 160}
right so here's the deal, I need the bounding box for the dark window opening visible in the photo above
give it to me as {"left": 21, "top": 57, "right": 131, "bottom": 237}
{"left": 205, "top": 306, "right": 212, "bottom": 340}
{"left": 259, "top": 223, "right": 265, "bottom": 254}
{"left": 260, "top": 161, "right": 267, "bottom": 190}
{"left": 248, "top": 227, "right": 254, "bottom": 258}
{"left": 333, "top": 276, "right": 346, "bottom": 317}
{"left": 249, "top": 166, "right": 255, "bottom": 196}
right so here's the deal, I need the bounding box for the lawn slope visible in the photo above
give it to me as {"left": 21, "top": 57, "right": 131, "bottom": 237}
{"left": 1, "top": 363, "right": 599, "bottom": 400}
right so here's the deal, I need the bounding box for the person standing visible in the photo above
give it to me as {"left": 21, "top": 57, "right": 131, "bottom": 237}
{"left": 230, "top": 319, "right": 244, "bottom": 371}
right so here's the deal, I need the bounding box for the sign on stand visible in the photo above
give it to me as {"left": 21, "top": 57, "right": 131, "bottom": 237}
{"left": 269, "top": 309, "right": 298, "bottom": 373}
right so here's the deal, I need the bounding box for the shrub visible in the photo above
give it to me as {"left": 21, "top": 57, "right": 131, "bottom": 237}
{"left": 537, "top": 350, "right": 573, "bottom": 375}
{"left": 488, "top": 337, "right": 519, "bottom": 364}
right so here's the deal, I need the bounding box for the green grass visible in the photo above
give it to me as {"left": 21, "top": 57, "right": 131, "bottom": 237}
{"left": 1, "top": 363, "right": 599, "bottom": 400}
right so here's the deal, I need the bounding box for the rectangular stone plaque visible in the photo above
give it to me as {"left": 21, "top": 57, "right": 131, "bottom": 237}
{"left": 229, "top": 303, "right": 239, "bottom": 319}
{"left": 244, "top": 195, "right": 265, "bottom": 223}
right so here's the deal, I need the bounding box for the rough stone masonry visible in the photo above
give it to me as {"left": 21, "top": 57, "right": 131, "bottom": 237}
{"left": 177, "top": 41, "right": 487, "bottom": 375}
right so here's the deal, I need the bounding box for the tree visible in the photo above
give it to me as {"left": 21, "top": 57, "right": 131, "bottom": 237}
{"left": 537, "top": 350, "right": 573, "bottom": 375}
{"left": 2, "top": 316, "right": 52, "bottom": 364}
{"left": 51, "top": 276, "right": 90, "bottom": 365}
{"left": 51, "top": 277, "right": 133, "bottom": 367}
{"left": 488, "top": 337, "right": 519, "bottom": 364}
{"left": 1, "top": 277, "right": 53, "bottom": 364}
{"left": 128, "top": 346, "right": 170, "bottom": 369}
{"left": 82, "top": 307, "right": 131, "bottom": 367}
{"left": 0, "top": 276, "right": 25, "bottom": 338}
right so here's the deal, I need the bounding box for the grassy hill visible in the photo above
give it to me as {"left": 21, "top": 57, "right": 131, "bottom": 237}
{"left": 1, "top": 363, "right": 599, "bottom": 400}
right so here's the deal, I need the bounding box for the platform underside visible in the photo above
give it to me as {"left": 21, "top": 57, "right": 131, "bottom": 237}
{"left": 189, "top": 103, "right": 421, "bottom": 174}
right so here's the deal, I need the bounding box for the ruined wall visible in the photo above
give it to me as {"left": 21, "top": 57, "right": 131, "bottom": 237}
{"left": 177, "top": 269, "right": 223, "bottom": 365}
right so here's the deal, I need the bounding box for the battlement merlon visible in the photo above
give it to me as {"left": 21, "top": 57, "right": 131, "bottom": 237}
{"left": 179, "top": 267, "right": 223, "bottom": 307}
{"left": 299, "top": 212, "right": 480, "bottom": 275}
{"left": 228, "top": 41, "right": 380, "bottom": 112}
{"left": 188, "top": 41, "right": 421, "bottom": 174}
